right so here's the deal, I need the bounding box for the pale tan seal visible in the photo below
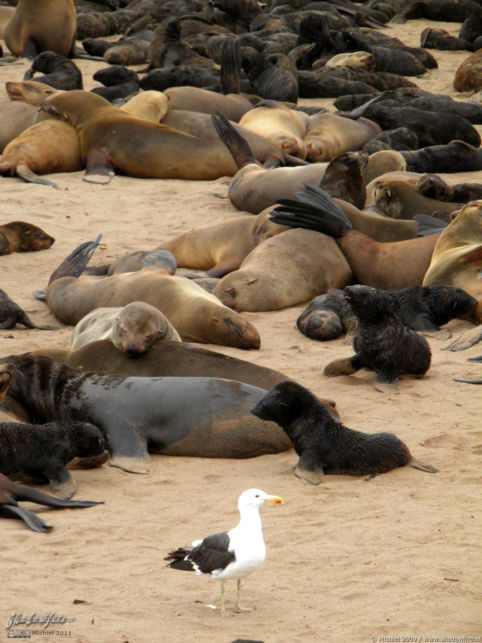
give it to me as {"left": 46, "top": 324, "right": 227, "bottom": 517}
{"left": 4, "top": 0, "right": 76, "bottom": 58}
{"left": 423, "top": 200, "right": 482, "bottom": 322}
{"left": 325, "top": 51, "right": 376, "bottom": 72}
{"left": 238, "top": 101, "right": 310, "bottom": 158}
{"left": 164, "top": 87, "right": 254, "bottom": 122}
{"left": 213, "top": 228, "right": 353, "bottom": 312}
{"left": 71, "top": 302, "right": 181, "bottom": 356}
{"left": 120, "top": 90, "right": 170, "bottom": 123}
{"left": 303, "top": 113, "right": 381, "bottom": 162}
{"left": 0, "top": 100, "right": 39, "bottom": 153}
{"left": 159, "top": 208, "right": 287, "bottom": 277}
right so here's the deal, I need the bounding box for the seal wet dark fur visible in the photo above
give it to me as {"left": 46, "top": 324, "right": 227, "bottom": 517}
{"left": 251, "top": 381, "right": 438, "bottom": 484}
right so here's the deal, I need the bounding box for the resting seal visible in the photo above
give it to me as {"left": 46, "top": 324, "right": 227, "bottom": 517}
{"left": 423, "top": 200, "right": 482, "bottom": 322}
{"left": 0, "top": 353, "right": 293, "bottom": 473}
{"left": 4, "top": 0, "right": 76, "bottom": 59}
{"left": 251, "top": 381, "right": 438, "bottom": 485}
{"left": 0, "top": 418, "right": 105, "bottom": 499}
{"left": 324, "top": 285, "right": 432, "bottom": 393}
{"left": 0, "top": 289, "right": 56, "bottom": 331}
{"left": 0, "top": 221, "right": 54, "bottom": 255}
{"left": 0, "top": 473, "right": 102, "bottom": 533}
{"left": 71, "top": 302, "right": 181, "bottom": 355}
{"left": 39, "top": 90, "right": 241, "bottom": 183}
{"left": 213, "top": 228, "right": 352, "bottom": 312}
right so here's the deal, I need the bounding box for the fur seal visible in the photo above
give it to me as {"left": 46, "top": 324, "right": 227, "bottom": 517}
{"left": 159, "top": 209, "right": 286, "bottom": 277}
{"left": 238, "top": 101, "right": 310, "bottom": 158}
{"left": 325, "top": 51, "right": 376, "bottom": 71}
{"left": 39, "top": 90, "right": 241, "bottom": 183}
{"left": 270, "top": 184, "right": 441, "bottom": 289}
{"left": 213, "top": 228, "right": 353, "bottom": 312}
{"left": 0, "top": 289, "right": 56, "bottom": 331}
{"left": 401, "top": 140, "right": 482, "bottom": 174}
{"left": 119, "top": 90, "right": 169, "bottom": 123}
{"left": 0, "top": 99, "right": 39, "bottom": 153}
{"left": 43, "top": 239, "right": 261, "bottom": 349}
{"left": 24, "top": 51, "right": 83, "bottom": 90}
{"left": 4, "top": 0, "right": 76, "bottom": 59}
{"left": 423, "top": 201, "right": 482, "bottom": 322}
{"left": 296, "top": 289, "right": 352, "bottom": 342}
{"left": 33, "top": 340, "right": 339, "bottom": 421}
{"left": 0, "top": 119, "right": 82, "bottom": 187}
{"left": 303, "top": 113, "right": 381, "bottom": 162}
{"left": 71, "top": 302, "right": 181, "bottom": 355}
{"left": 0, "top": 419, "right": 105, "bottom": 499}
{"left": 0, "top": 221, "right": 54, "bottom": 255}
{"left": 454, "top": 49, "right": 482, "bottom": 93}
{"left": 0, "top": 353, "right": 293, "bottom": 473}
{"left": 164, "top": 87, "right": 254, "bottom": 122}
{"left": 0, "top": 473, "right": 102, "bottom": 533}
{"left": 323, "top": 285, "right": 432, "bottom": 393}
{"left": 251, "top": 381, "right": 438, "bottom": 485}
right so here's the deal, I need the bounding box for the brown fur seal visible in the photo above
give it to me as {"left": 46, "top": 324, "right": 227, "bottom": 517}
{"left": 159, "top": 209, "right": 286, "bottom": 278}
{"left": 71, "top": 302, "right": 181, "bottom": 356}
{"left": 324, "top": 285, "right": 432, "bottom": 393}
{"left": 251, "top": 381, "right": 438, "bottom": 485}
{"left": 0, "top": 419, "right": 105, "bottom": 499}
{"left": 454, "top": 49, "right": 482, "bottom": 93}
{"left": 423, "top": 201, "right": 482, "bottom": 322}
{"left": 296, "top": 289, "right": 352, "bottom": 342}
{"left": 0, "top": 289, "right": 56, "bottom": 331}
{"left": 33, "top": 340, "right": 339, "bottom": 420}
{"left": 43, "top": 239, "right": 261, "bottom": 349}
{"left": 120, "top": 90, "right": 169, "bottom": 123}
{"left": 86, "top": 249, "right": 177, "bottom": 277}
{"left": 0, "top": 473, "right": 102, "bottom": 533}
{"left": 213, "top": 228, "right": 353, "bottom": 312}
{"left": 303, "top": 113, "right": 381, "bottom": 162}
{"left": 0, "top": 221, "right": 54, "bottom": 255}
{"left": 0, "top": 119, "right": 82, "bottom": 187}
{"left": 270, "top": 184, "right": 441, "bottom": 289}
{"left": 0, "top": 353, "right": 293, "bottom": 473}
{"left": 4, "top": 0, "right": 76, "bottom": 59}
{"left": 325, "top": 51, "right": 376, "bottom": 71}
{"left": 24, "top": 51, "right": 82, "bottom": 91}
{"left": 39, "top": 90, "right": 241, "bottom": 183}
{"left": 164, "top": 87, "right": 254, "bottom": 122}
{"left": 238, "top": 101, "right": 310, "bottom": 158}
{"left": 0, "top": 99, "right": 39, "bottom": 153}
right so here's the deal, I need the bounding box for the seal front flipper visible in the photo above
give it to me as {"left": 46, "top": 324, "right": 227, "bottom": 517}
{"left": 294, "top": 453, "right": 324, "bottom": 485}
{"left": 211, "top": 111, "right": 257, "bottom": 169}
{"left": 48, "top": 468, "right": 76, "bottom": 500}
{"left": 374, "top": 373, "right": 400, "bottom": 395}
{"left": 107, "top": 424, "right": 150, "bottom": 474}
{"left": 83, "top": 151, "right": 115, "bottom": 185}
{"left": 323, "top": 354, "right": 363, "bottom": 377}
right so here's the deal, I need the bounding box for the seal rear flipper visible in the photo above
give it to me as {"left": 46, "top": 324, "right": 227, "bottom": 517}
{"left": 409, "top": 457, "right": 439, "bottom": 473}
{"left": 48, "top": 469, "right": 76, "bottom": 500}
{"left": 444, "top": 324, "right": 482, "bottom": 351}
{"left": 211, "top": 111, "right": 257, "bottom": 168}
{"left": 413, "top": 214, "right": 447, "bottom": 236}
{"left": 453, "top": 377, "right": 482, "bottom": 384}
{"left": 294, "top": 456, "right": 324, "bottom": 485}
{"left": 109, "top": 455, "right": 150, "bottom": 474}
{"left": 1, "top": 504, "right": 52, "bottom": 532}
{"left": 83, "top": 152, "right": 115, "bottom": 185}
{"left": 15, "top": 163, "right": 58, "bottom": 188}
{"left": 17, "top": 311, "right": 57, "bottom": 331}
{"left": 47, "top": 234, "right": 102, "bottom": 284}
{"left": 220, "top": 38, "right": 241, "bottom": 95}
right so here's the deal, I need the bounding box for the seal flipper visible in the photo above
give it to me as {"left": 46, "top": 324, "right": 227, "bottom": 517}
{"left": 413, "top": 214, "right": 447, "bottom": 237}
{"left": 106, "top": 423, "right": 150, "bottom": 474}
{"left": 294, "top": 455, "right": 324, "bottom": 485}
{"left": 445, "top": 324, "right": 482, "bottom": 351}
{"left": 83, "top": 151, "right": 115, "bottom": 185}
{"left": 323, "top": 354, "right": 363, "bottom": 377}
{"left": 409, "top": 457, "right": 439, "bottom": 473}
{"left": 220, "top": 38, "right": 241, "bottom": 95}
{"left": 48, "top": 468, "right": 76, "bottom": 500}
{"left": 47, "top": 235, "right": 102, "bottom": 284}
{"left": 211, "top": 111, "right": 257, "bottom": 168}
{"left": 374, "top": 374, "right": 400, "bottom": 394}
{"left": 1, "top": 503, "right": 52, "bottom": 532}
{"left": 15, "top": 163, "right": 58, "bottom": 188}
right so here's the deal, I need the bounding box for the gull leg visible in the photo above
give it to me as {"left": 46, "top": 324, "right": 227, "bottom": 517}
{"left": 235, "top": 579, "right": 252, "bottom": 612}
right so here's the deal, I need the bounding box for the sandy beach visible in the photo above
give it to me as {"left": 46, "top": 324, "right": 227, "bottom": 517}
{"left": 0, "top": 13, "right": 481, "bottom": 643}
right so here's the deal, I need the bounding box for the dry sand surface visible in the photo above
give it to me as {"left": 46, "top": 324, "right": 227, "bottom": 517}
{"left": 0, "top": 16, "right": 481, "bottom": 643}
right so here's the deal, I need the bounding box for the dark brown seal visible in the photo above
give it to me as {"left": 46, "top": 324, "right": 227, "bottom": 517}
{"left": 0, "top": 221, "right": 54, "bottom": 255}
{"left": 251, "top": 381, "right": 438, "bottom": 485}
{"left": 0, "top": 419, "right": 105, "bottom": 499}
{"left": 323, "top": 285, "right": 432, "bottom": 393}
{"left": 0, "top": 289, "right": 56, "bottom": 330}
{"left": 24, "top": 51, "right": 83, "bottom": 90}
{"left": 0, "top": 473, "right": 102, "bottom": 533}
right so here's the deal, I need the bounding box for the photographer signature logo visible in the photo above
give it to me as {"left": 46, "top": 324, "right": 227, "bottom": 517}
{"left": 5, "top": 613, "right": 76, "bottom": 630}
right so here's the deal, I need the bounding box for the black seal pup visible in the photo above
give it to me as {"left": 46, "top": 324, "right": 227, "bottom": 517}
{"left": 0, "top": 473, "right": 102, "bottom": 533}
{"left": 0, "top": 420, "right": 106, "bottom": 499}
{"left": 0, "top": 288, "right": 57, "bottom": 330}
{"left": 323, "top": 285, "right": 432, "bottom": 392}
{"left": 251, "top": 381, "right": 438, "bottom": 484}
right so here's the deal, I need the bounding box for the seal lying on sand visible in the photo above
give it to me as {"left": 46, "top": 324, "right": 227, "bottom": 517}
{"left": 251, "top": 381, "right": 438, "bottom": 485}
{"left": 0, "top": 289, "right": 56, "bottom": 331}
{"left": 323, "top": 285, "right": 432, "bottom": 393}
{"left": 0, "top": 473, "right": 103, "bottom": 533}
{"left": 0, "top": 353, "right": 294, "bottom": 473}
{"left": 71, "top": 302, "right": 181, "bottom": 356}
{"left": 0, "top": 419, "right": 105, "bottom": 499}
{"left": 0, "top": 221, "right": 54, "bottom": 255}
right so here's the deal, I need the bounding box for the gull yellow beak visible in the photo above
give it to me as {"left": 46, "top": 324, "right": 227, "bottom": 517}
{"left": 265, "top": 496, "right": 283, "bottom": 505}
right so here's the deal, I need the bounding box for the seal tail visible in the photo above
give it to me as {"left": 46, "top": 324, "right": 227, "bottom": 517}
{"left": 47, "top": 235, "right": 102, "bottom": 285}
{"left": 409, "top": 457, "right": 439, "bottom": 473}
{"left": 269, "top": 182, "right": 353, "bottom": 238}
{"left": 220, "top": 38, "right": 241, "bottom": 95}
{"left": 414, "top": 214, "right": 448, "bottom": 236}
{"left": 211, "top": 111, "right": 257, "bottom": 168}
{"left": 1, "top": 504, "right": 52, "bottom": 532}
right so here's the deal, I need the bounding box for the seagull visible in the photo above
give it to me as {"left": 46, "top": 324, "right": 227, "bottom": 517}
{"left": 165, "top": 488, "right": 283, "bottom": 612}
